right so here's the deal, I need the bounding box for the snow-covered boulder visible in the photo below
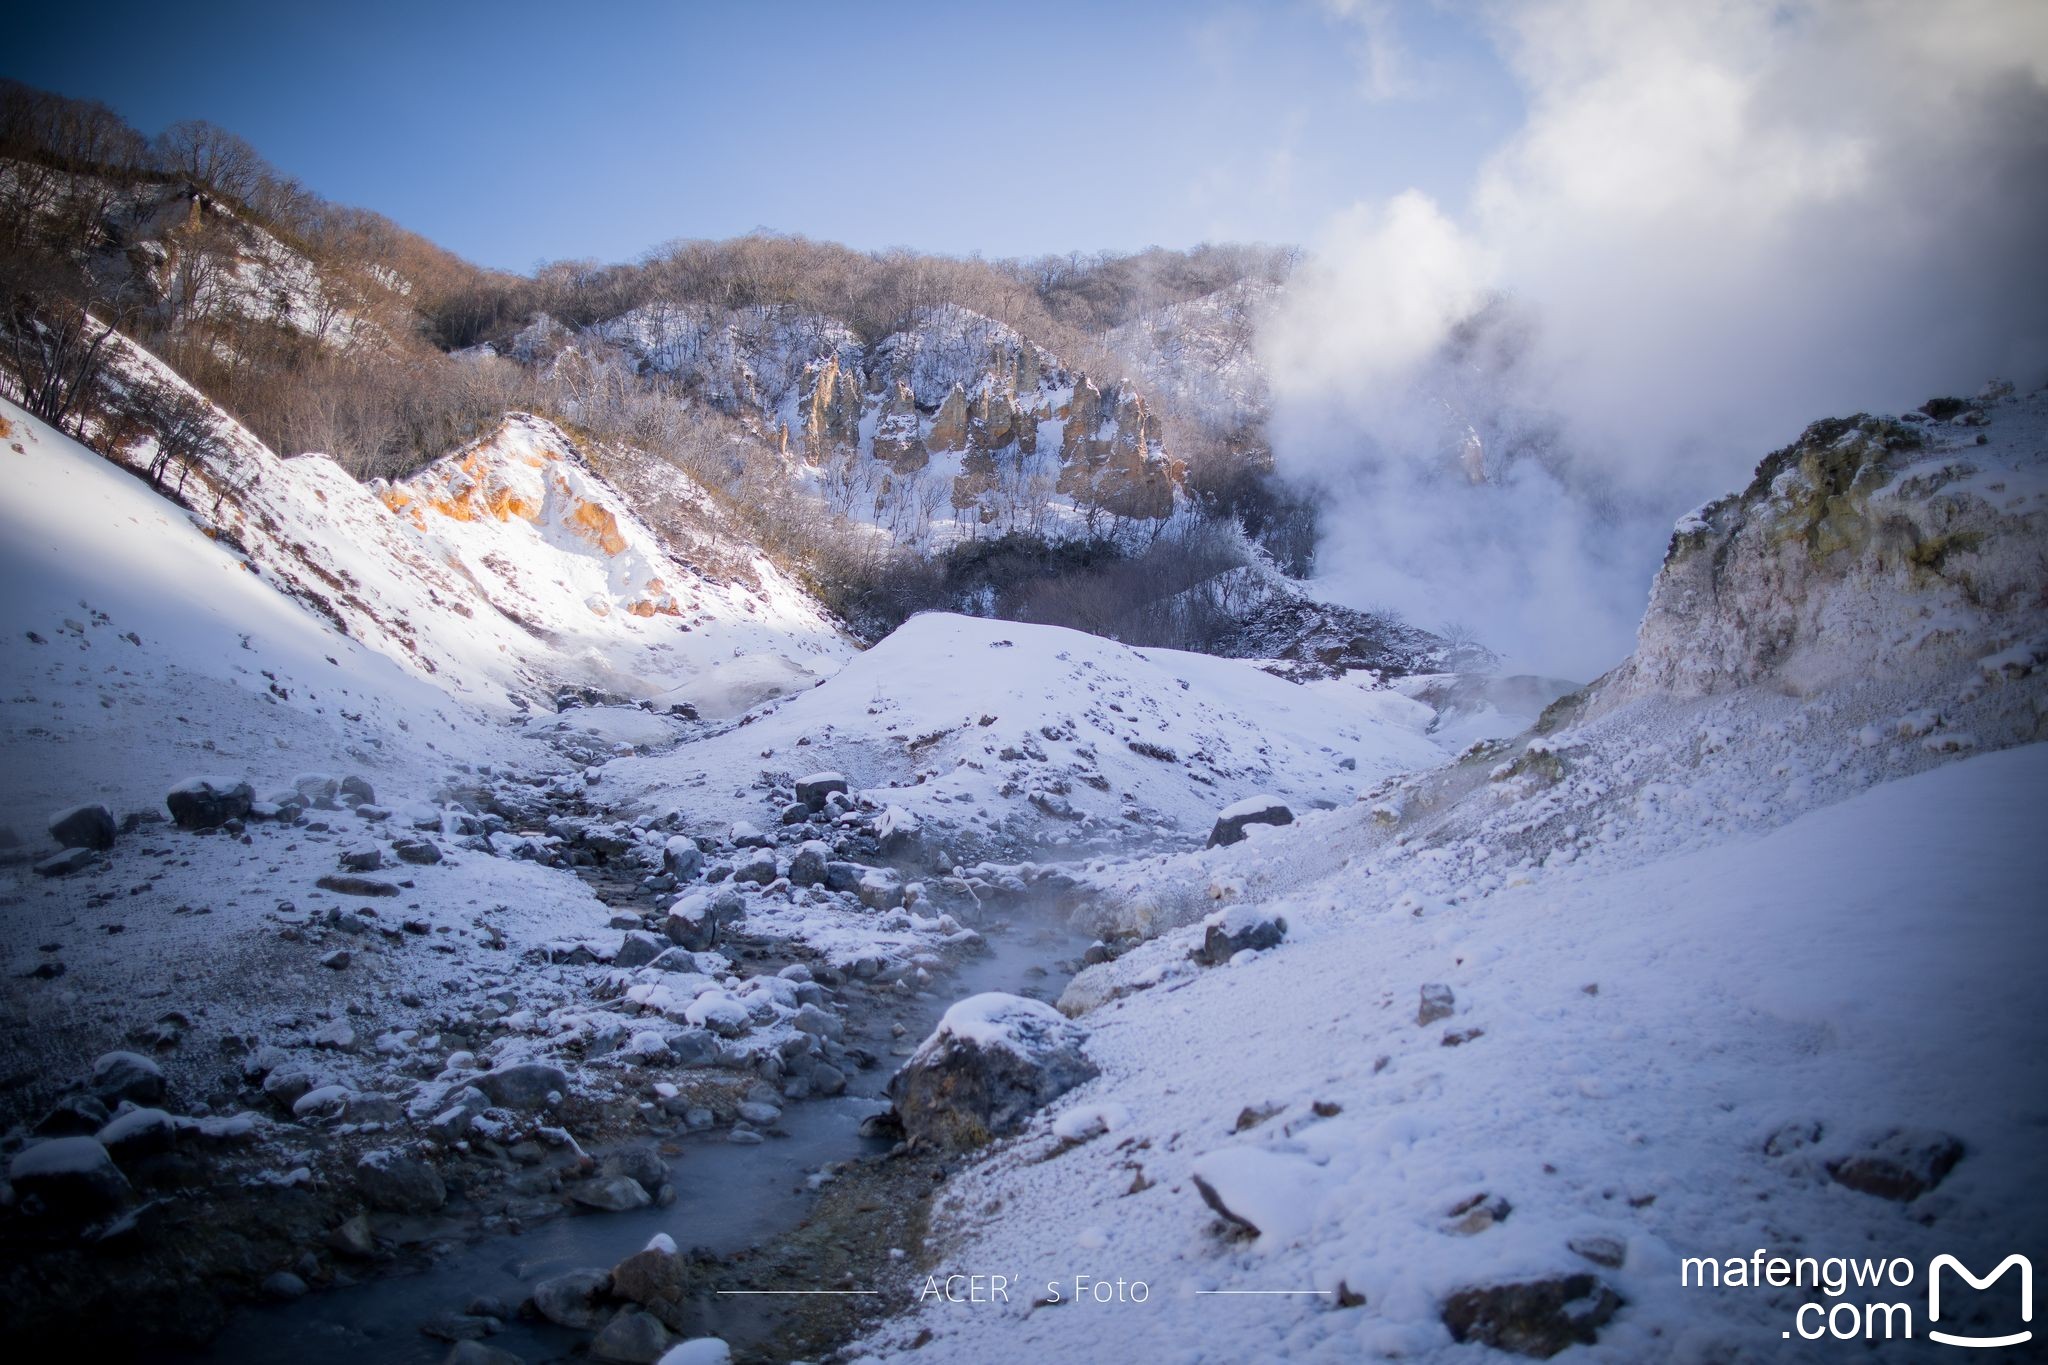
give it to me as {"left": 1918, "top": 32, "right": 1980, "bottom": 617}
{"left": 8, "top": 1136, "right": 131, "bottom": 1215}
{"left": 795, "top": 771, "right": 848, "bottom": 811}
{"left": 48, "top": 803, "right": 115, "bottom": 851}
{"left": 355, "top": 1147, "right": 446, "bottom": 1212}
{"left": 165, "top": 775, "right": 253, "bottom": 829}
{"left": 90, "top": 1050, "right": 166, "bottom": 1106}
{"left": 1192, "top": 906, "right": 1287, "bottom": 964}
{"left": 473, "top": 1062, "right": 570, "bottom": 1111}
{"left": 1206, "top": 795, "right": 1293, "bottom": 847}
{"left": 888, "top": 992, "right": 1098, "bottom": 1150}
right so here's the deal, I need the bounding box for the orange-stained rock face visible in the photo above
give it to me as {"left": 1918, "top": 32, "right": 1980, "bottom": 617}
{"left": 562, "top": 493, "right": 630, "bottom": 556}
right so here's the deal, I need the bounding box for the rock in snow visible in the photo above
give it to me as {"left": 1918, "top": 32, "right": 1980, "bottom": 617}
{"left": 165, "top": 776, "right": 253, "bottom": 829}
{"left": 1192, "top": 905, "right": 1287, "bottom": 964}
{"left": 1206, "top": 794, "right": 1293, "bottom": 847}
{"left": 47, "top": 803, "right": 116, "bottom": 850}
{"left": 888, "top": 992, "right": 1098, "bottom": 1150}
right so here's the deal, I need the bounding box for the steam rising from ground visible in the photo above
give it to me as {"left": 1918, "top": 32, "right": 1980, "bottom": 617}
{"left": 1263, "top": 0, "right": 2048, "bottom": 677}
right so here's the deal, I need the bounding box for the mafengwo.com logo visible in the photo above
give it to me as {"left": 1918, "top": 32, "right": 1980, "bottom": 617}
{"left": 1681, "top": 1249, "right": 2032, "bottom": 1346}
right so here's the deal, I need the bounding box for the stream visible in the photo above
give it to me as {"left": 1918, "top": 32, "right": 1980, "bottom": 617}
{"left": 173, "top": 905, "right": 1091, "bottom": 1364}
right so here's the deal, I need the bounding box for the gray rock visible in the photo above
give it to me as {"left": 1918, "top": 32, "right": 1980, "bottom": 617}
{"left": 589, "top": 1308, "right": 672, "bottom": 1362}
{"left": 474, "top": 1062, "right": 570, "bottom": 1111}
{"left": 601, "top": 1146, "right": 667, "bottom": 1191}
{"left": 662, "top": 904, "right": 717, "bottom": 952}
{"left": 49, "top": 803, "right": 116, "bottom": 850}
{"left": 795, "top": 771, "right": 848, "bottom": 811}
{"left": 392, "top": 837, "right": 443, "bottom": 865}
{"left": 571, "top": 1176, "right": 652, "bottom": 1212}
{"left": 809, "top": 1063, "right": 846, "bottom": 1096}
{"left": 319, "top": 949, "right": 352, "bottom": 969}
{"left": 661, "top": 837, "right": 702, "bottom": 881}
{"left": 1419, "top": 983, "right": 1456, "bottom": 1027}
{"left": 34, "top": 847, "right": 100, "bottom": 877}
{"left": 791, "top": 1004, "right": 842, "bottom": 1041}
{"left": 614, "top": 930, "right": 665, "bottom": 968}
{"left": 261, "top": 1271, "right": 308, "bottom": 1300}
{"left": 1207, "top": 796, "right": 1293, "bottom": 848}
{"left": 1441, "top": 1275, "right": 1623, "bottom": 1357}
{"left": 1193, "top": 908, "right": 1287, "bottom": 965}
{"left": 8, "top": 1136, "right": 130, "bottom": 1215}
{"left": 888, "top": 993, "right": 1098, "bottom": 1150}
{"left": 166, "top": 776, "right": 254, "bottom": 830}
{"left": 787, "top": 840, "right": 831, "bottom": 887}
{"left": 733, "top": 849, "right": 777, "bottom": 886}
{"left": 327, "top": 1212, "right": 378, "bottom": 1258}
{"left": 340, "top": 775, "right": 376, "bottom": 807}
{"left": 823, "top": 861, "right": 864, "bottom": 894}
{"left": 778, "top": 802, "right": 809, "bottom": 826}
{"left": 91, "top": 1049, "right": 167, "bottom": 1105}
{"left": 339, "top": 845, "right": 384, "bottom": 873}
{"left": 736, "top": 1100, "right": 782, "bottom": 1126}
{"left": 529, "top": 1267, "right": 611, "bottom": 1329}
{"left": 356, "top": 1148, "right": 447, "bottom": 1213}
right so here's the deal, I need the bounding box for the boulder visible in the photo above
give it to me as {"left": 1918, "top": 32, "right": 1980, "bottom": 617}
{"left": 391, "top": 836, "right": 443, "bottom": 866}
{"left": 474, "top": 1062, "right": 570, "bottom": 1111}
{"left": 1418, "top": 983, "right": 1456, "bottom": 1026}
{"left": 166, "top": 776, "right": 253, "bottom": 830}
{"left": 295, "top": 774, "right": 341, "bottom": 808}
{"left": 8, "top": 1136, "right": 131, "bottom": 1215}
{"left": 787, "top": 840, "right": 831, "bottom": 887}
{"left": 96, "top": 1107, "right": 179, "bottom": 1161}
{"left": 571, "top": 1176, "right": 652, "bottom": 1212}
{"left": 612, "top": 1236, "right": 690, "bottom": 1330}
{"left": 1441, "top": 1275, "right": 1623, "bottom": 1358}
{"left": 661, "top": 836, "right": 702, "bottom": 881}
{"left": 339, "top": 845, "right": 384, "bottom": 873}
{"left": 728, "top": 821, "right": 771, "bottom": 850}
{"left": 340, "top": 775, "right": 376, "bottom": 807}
{"left": 356, "top": 1148, "right": 446, "bottom": 1213}
{"left": 663, "top": 898, "right": 718, "bottom": 952}
{"left": 91, "top": 1049, "right": 166, "bottom": 1105}
{"left": 615, "top": 930, "right": 665, "bottom": 969}
{"left": 732, "top": 849, "right": 777, "bottom": 886}
{"left": 1192, "top": 907, "right": 1287, "bottom": 965}
{"left": 794, "top": 772, "right": 848, "bottom": 812}
{"left": 888, "top": 993, "right": 1098, "bottom": 1150}
{"left": 1207, "top": 795, "right": 1293, "bottom": 848}
{"left": 530, "top": 1266, "right": 612, "bottom": 1329}
{"left": 48, "top": 803, "right": 115, "bottom": 851}
{"left": 591, "top": 1309, "right": 672, "bottom": 1363}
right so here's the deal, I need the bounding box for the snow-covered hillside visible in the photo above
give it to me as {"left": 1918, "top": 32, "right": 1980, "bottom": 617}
{"left": 83, "top": 335, "right": 849, "bottom": 717}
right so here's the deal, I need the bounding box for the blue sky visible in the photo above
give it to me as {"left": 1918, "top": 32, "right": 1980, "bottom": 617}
{"left": 5, "top": 0, "right": 1520, "bottom": 272}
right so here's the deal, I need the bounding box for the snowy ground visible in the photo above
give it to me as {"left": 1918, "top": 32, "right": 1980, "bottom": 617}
{"left": 852, "top": 739, "right": 2047, "bottom": 1362}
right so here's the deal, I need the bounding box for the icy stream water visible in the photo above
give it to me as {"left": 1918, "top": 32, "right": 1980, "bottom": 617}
{"left": 173, "top": 912, "right": 1090, "bottom": 1364}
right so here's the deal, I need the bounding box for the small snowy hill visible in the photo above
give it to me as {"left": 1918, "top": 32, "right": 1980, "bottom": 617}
{"left": 614, "top": 612, "right": 1444, "bottom": 852}
{"left": 850, "top": 384, "right": 2048, "bottom": 1363}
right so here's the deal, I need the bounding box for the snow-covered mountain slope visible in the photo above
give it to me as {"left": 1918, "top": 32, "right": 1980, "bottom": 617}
{"left": 610, "top": 612, "right": 1444, "bottom": 854}
{"left": 848, "top": 386, "right": 2048, "bottom": 1363}
{"left": 86, "top": 335, "right": 848, "bottom": 717}
{"left": 376, "top": 413, "right": 850, "bottom": 716}
{"left": 0, "top": 398, "right": 503, "bottom": 838}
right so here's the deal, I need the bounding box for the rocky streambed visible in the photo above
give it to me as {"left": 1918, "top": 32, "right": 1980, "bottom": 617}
{"left": 2, "top": 718, "right": 1122, "bottom": 1364}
